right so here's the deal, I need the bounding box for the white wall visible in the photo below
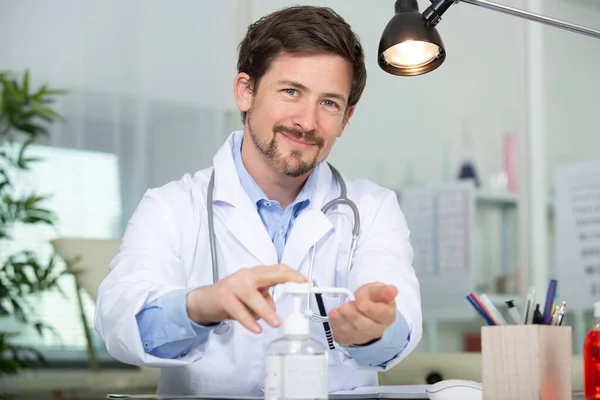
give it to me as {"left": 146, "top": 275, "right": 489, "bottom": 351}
{"left": 544, "top": 0, "right": 600, "bottom": 197}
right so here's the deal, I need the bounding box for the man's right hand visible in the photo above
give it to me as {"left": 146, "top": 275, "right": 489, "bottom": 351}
{"left": 185, "top": 264, "right": 307, "bottom": 334}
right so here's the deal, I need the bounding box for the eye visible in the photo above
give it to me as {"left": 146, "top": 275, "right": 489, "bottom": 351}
{"left": 284, "top": 88, "right": 299, "bottom": 96}
{"left": 322, "top": 99, "right": 339, "bottom": 109}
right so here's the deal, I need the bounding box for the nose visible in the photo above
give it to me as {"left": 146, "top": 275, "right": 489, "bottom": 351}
{"left": 292, "top": 100, "right": 318, "bottom": 133}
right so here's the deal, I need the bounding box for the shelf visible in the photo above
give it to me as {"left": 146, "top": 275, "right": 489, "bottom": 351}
{"left": 397, "top": 187, "right": 554, "bottom": 213}
{"left": 476, "top": 190, "right": 518, "bottom": 207}
{"left": 476, "top": 190, "right": 554, "bottom": 215}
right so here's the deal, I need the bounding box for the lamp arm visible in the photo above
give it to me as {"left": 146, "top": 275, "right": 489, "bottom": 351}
{"left": 423, "top": 0, "right": 600, "bottom": 40}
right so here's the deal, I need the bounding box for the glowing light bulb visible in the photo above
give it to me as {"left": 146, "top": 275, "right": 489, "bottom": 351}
{"left": 383, "top": 40, "right": 440, "bottom": 68}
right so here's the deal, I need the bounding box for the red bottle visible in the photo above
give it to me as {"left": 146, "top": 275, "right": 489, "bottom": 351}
{"left": 585, "top": 302, "right": 600, "bottom": 399}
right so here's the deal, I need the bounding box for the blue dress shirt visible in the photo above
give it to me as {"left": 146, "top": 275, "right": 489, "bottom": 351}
{"left": 136, "top": 132, "right": 410, "bottom": 365}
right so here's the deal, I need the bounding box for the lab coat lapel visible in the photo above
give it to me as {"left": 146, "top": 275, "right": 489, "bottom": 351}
{"left": 211, "top": 133, "right": 278, "bottom": 267}
{"left": 283, "top": 208, "right": 333, "bottom": 271}
{"left": 224, "top": 201, "right": 277, "bottom": 267}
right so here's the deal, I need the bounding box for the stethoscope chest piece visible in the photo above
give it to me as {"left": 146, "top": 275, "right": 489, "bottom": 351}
{"left": 214, "top": 320, "right": 231, "bottom": 335}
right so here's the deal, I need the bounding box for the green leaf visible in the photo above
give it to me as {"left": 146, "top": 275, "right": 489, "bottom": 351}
{"left": 29, "top": 104, "right": 65, "bottom": 124}
{"left": 21, "top": 214, "right": 54, "bottom": 225}
{"left": 31, "top": 84, "right": 47, "bottom": 102}
{"left": 16, "top": 136, "right": 35, "bottom": 169}
{"left": 23, "top": 194, "right": 47, "bottom": 208}
{"left": 13, "top": 122, "right": 48, "bottom": 137}
{"left": 21, "top": 156, "right": 43, "bottom": 165}
{"left": 32, "top": 321, "right": 58, "bottom": 338}
{"left": 44, "top": 89, "right": 69, "bottom": 96}
{"left": 3, "top": 80, "right": 24, "bottom": 104}
{"left": 22, "top": 70, "right": 29, "bottom": 100}
{"left": 8, "top": 298, "right": 28, "bottom": 323}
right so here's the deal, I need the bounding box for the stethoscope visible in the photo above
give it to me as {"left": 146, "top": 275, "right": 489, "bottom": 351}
{"left": 206, "top": 163, "right": 360, "bottom": 335}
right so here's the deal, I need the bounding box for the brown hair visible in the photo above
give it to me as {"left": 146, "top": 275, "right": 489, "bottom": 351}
{"left": 237, "top": 5, "right": 367, "bottom": 124}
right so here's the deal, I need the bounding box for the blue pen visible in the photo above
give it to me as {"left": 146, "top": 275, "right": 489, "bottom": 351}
{"left": 466, "top": 295, "right": 495, "bottom": 325}
{"left": 542, "top": 279, "right": 557, "bottom": 325}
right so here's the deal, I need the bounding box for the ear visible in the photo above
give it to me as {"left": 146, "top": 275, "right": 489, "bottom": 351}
{"left": 337, "top": 106, "right": 356, "bottom": 137}
{"left": 233, "top": 72, "right": 254, "bottom": 113}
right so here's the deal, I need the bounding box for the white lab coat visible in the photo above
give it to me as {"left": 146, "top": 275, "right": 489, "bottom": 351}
{"left": 94, "top": 132, "right": 422, "bottom": 397}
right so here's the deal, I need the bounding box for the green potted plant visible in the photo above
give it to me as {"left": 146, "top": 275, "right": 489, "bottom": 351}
{"left": 0, "top": 69, "right": 71, "bottom": 376}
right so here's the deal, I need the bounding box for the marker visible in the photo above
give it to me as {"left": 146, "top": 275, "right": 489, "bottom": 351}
{"left": 505, "top": 300, "right": 523, "bottom": 324}
{"left": 523, "top": 286, "right": 535, "bottom": 324}
{"left": 532, "top": 304, "right": 543, "bottom": 324}
{"left": 542, "top": 279, "right": 558, "bottom": 325}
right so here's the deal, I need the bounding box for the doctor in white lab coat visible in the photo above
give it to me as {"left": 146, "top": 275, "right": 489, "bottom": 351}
{"left": 94, "top": 5, "right": 422, "bottom": 397}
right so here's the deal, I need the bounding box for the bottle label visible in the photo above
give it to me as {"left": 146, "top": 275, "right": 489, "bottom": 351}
{"left": 265, "top": 354, "right": 328, "bottom": 400}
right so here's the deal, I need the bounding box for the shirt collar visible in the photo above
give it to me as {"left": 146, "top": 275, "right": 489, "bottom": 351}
{"left": 231, "top": 130, "right": 319, "bottom": 210}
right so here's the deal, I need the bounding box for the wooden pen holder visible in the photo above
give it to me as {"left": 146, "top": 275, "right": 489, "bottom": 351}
{"left": 481, "top": 325, "right": 572, "bottom": 400}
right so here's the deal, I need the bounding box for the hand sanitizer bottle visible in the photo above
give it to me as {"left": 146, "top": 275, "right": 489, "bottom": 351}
{"left": 264, "top": 283, "right": 354, "bottom": 400}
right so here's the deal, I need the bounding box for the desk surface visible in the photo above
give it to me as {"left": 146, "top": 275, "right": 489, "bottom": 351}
{"left": 106, "top": 396, "right": 425, "bottom": 400}
{"left": 106, "top": 393, "right": 587, "bottom": 400}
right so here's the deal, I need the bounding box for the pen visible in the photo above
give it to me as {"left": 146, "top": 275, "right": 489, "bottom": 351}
{"left": 523, "top": 286, "right": 535, "bottom": 324}
{"left": 542, "top": 279, "right": 558, "bottom": 325}
{"left": 466, "top": 294, "right": 496, "bottom": 325}
{"left": 312, "top": 280, "right": 335, "bottom": 350}
{"left": 468, "top": 292, "right": 498, "bottom": 325}
{"left": 558, "top": 302, "right": 567, "bottom": 326}
{"left": 551, "top": 301, "right": 567, "bottom": 326}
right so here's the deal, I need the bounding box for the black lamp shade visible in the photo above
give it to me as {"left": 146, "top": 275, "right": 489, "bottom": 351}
{"left": 378, "top": 0, "right": 446, "bottom": 76}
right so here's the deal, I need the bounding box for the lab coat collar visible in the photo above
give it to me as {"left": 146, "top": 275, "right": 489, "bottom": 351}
{"left": 210, "top": 132, "right": 335, "bottom": 279}
{"left": 211, "top": 131, "right": 247, "bottom": 206}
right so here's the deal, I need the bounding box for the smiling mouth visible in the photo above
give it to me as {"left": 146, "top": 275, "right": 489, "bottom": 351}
{"left": 280, "top": 132, "right": 318, "bottom": 147}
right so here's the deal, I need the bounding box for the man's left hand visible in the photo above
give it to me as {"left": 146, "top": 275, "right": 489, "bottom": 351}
{"left": 328, "top": 282, "right": 397, "bottom": 346}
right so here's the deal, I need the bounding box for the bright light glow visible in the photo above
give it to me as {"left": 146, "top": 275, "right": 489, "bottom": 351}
{"left": 383, "top": 40, "right": 440, "bottom": 68}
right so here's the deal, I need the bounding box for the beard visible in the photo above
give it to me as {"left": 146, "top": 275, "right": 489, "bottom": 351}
{"left": 247, "top": 110, "right": 325, "bottom": 178}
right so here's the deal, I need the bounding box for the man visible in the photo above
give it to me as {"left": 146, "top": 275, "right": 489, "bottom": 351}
{"left": 94, "top": 5, "right": 422, "bottom": 396}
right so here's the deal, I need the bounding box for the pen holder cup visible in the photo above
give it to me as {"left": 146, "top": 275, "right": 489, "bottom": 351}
{"left": 481, "top": 325, "right": 572, "bottom": 400}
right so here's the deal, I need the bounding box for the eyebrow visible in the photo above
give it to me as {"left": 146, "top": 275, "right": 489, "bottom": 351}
{"left": 275, "top": 80, "right": 348, "bottom": 105}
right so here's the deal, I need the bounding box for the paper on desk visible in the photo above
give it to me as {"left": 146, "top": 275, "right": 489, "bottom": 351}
{"left": 331, "top": 385, "right": 430, "bottom": 399}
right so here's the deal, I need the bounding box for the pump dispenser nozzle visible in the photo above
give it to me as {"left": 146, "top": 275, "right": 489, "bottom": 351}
{"left": 281, "top": 282, "right": 355, "bottom": 336}
{"left": 282, "top": 282, "right": 355, "bottom": 301}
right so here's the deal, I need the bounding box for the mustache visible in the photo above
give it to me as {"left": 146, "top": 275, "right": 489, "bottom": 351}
{"left": 274, "top": 125, "right": 324, "bottom": 147}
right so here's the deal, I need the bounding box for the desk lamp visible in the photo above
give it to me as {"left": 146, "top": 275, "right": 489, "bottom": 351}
{"left": 379, "top": 0, "right": 600, "bottom": 76}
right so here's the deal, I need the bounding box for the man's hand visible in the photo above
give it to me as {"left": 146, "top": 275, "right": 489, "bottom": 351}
{"left": 186, "top": 264, "right": 306, "bottom": 333}
{"left": 328, "top": 282, "right": 397, "bottom": 346}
